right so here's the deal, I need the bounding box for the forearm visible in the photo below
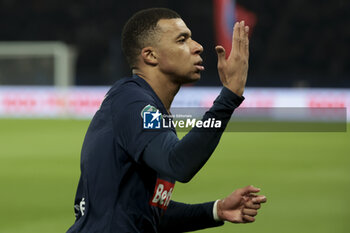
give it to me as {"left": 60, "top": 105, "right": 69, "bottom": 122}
{"left": 158, "top": 200, "right": 224, "bottom": 233}
{"left": 143, "top": 87, "right": 244, "bottom": 182}
{"left": 170, "top": 87, "right": 244, "bottom": 181}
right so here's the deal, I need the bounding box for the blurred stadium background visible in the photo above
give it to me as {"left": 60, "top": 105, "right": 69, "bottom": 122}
{"left": 0, "top": 0, "right": 349, "bottom": 233}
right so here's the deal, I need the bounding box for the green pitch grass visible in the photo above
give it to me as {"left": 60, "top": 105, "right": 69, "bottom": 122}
{"left": 0, "top": 119, "right": 349, "bottom": 233}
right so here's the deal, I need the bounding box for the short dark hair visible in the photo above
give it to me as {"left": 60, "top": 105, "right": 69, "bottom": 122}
{"left": 121, "top": 8, "right": 180, "bottom": 68}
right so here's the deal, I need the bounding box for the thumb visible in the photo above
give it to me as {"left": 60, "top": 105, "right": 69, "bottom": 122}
{"left": 215, "top": 45, "right": 226, "bottom": 64}
{"left": 239, "top": 185, "right": 261, "bottom": 196}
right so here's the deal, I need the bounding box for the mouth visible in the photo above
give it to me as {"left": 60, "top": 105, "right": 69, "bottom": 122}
{"left": 194, "top": 60, "right": 205, "bottom": 72}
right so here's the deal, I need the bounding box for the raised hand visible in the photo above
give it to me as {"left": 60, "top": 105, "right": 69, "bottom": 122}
{"left": 215, "top": 21, "right": 249, "bottom": 97}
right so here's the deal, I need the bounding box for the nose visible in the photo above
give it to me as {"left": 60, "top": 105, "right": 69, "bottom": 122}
{"left": 192, "top": 40, "right": 203, "bottom": 55}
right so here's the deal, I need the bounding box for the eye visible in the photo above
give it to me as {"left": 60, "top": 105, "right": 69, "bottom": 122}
{"left": 177, "top": 37, "right": 186, "bottom": 43}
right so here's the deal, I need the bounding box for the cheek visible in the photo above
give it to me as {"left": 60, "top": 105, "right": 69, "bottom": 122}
{"left": 158, "top": 52, "right": 181, "bottom": 69}
{"left": 161, "top": 58, "right": 190, "bottom": 74}
{"left": 157, "top": 47, "right": 192, "bottom": 72}
{"left": 158, "top": 58, "right": 176, "bottom": 72}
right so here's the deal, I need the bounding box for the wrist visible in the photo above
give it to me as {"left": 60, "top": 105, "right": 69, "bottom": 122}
{"left": 216, "top": 87, "right": 245, "bottom": 108}
{"left": 224, "top": 85, "right": 244, "bottom": 97}
{"left": 213, "top": 199, "right": 224, "bottom": 221}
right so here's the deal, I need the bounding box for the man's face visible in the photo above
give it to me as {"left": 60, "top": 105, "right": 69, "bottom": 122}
{"left": 154, "top": 18, "right": 204, "bottom": 84}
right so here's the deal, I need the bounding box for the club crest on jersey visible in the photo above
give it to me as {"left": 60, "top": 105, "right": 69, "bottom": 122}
{"left": 141, "top": 104, "right": 162, "bottom": 129}
{"left": 150, "top": 178, "right": 175, "bottom": 210}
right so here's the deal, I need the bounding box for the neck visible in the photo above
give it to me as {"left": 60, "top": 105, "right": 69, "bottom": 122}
{"left": 133, "top": 69, "right": 180, "bottom": 112}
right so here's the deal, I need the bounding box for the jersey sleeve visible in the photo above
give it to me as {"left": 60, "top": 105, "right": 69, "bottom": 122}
{"left": 110, "top": 88, "right": 170, "bottom": 163}
{"left": 158, "top": 200, "right": 224, "bottom": 232}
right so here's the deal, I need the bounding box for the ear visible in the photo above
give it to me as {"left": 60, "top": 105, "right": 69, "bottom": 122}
{"left": 141, "top": 47, "right": 158, "bottom": 66}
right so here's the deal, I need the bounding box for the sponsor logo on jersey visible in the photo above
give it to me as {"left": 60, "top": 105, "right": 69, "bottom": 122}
{"left": 150, "top": 178, "right": 175, "bottom": 210}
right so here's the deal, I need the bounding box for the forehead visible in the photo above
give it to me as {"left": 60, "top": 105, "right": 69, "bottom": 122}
{"left": 156, "top": 18, "right": 191, "bottom": 37}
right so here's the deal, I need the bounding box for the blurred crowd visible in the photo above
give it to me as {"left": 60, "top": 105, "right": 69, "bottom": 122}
{"left": 0, "top": 0, "right": 349, "bottom": 87}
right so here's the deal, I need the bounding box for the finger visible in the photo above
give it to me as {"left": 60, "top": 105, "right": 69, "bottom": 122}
{"left": 239, "top": 21, "right": 245, "bottom": 40}
{"left": 252, "top": 195, "right": 267, "bottom": 204}
{"left": 245, "top": 201, "right": 261, "bottom": 209}
{"left": 238, "top": 21, "right": 245, "bottom": 53}
{"left": 242, "top": 208, "right": 258, "bottom": 216}
{"left": 243, "top": 215, "right": 255, "bottom": 223}
{"left": 215, "top": 45, "right": 226, "bottom": 63}
{"left": 237, "top": 185, "right": 261, "bottom": 196}
{"left": 231, "top": 22, "right": 240, "bottom": 57}
{"left": 244, "top": 25, "right": 249, "bottom": 57}
{"left": 215, "top": 45, "right": 227, "bottom": 83}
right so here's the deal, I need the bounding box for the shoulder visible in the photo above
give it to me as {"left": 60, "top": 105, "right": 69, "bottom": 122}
{"left": 108, "top": 77, "right": 155, "bottom": 104}
{"left": 104, "top": 77, "right": 159, "bottom": 119}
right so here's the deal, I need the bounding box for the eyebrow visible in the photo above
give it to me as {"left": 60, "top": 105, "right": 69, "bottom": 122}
{"left": 176, "top": 31, "right": 192, "bottom": 39}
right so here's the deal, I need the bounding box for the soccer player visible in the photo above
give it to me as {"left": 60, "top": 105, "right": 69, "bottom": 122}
{"left": 67, "top": 8, "right": 266, "bottom": 233}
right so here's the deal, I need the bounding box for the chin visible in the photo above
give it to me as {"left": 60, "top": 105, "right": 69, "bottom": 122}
{"left": 173, "top": 72, "right": 201, "bottom": 85}
{"left": 185, "top": 72, "right": 201, "bottom": 84}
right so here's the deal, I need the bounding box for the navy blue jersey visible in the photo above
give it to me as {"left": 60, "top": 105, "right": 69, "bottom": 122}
{"left": 67, "top": 75, "right": 176, "bottom": 233}
{"left": 67, "top": 75, "right": 243, "bottom": 233}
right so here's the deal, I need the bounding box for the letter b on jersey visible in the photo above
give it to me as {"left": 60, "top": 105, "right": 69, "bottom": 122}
{"left": 150, "top": 179, "right": 175, "bottom": 210}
